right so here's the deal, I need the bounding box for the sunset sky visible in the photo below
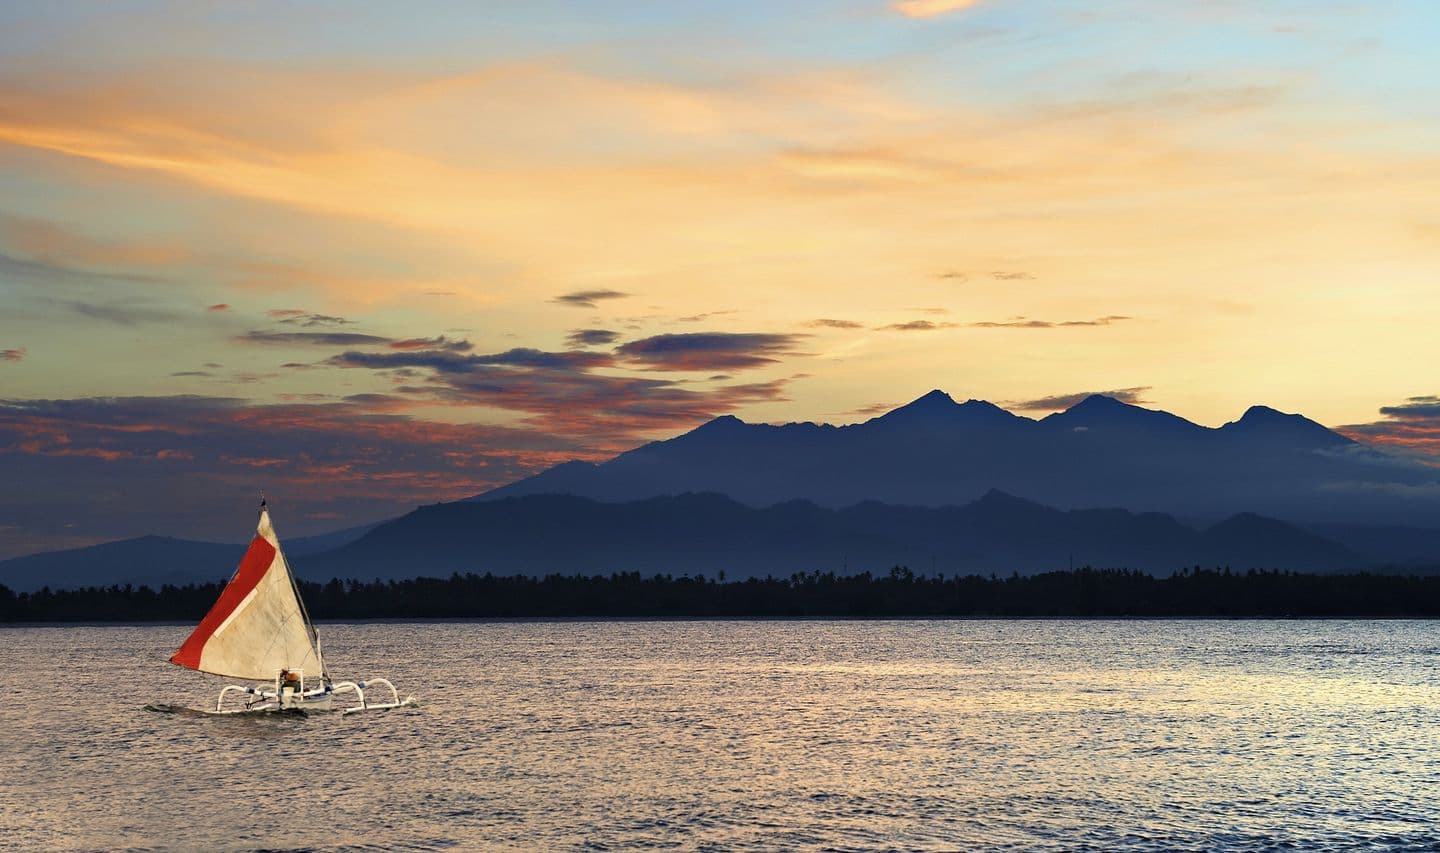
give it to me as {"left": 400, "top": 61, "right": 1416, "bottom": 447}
{"left": 2, "top": 1, "right": 1438, "bottom": 556}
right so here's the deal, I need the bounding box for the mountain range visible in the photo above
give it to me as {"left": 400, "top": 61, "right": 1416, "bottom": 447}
{"left": 477, "top": 391, "right": 1440, "bottom": 528}
{"left": 0, "top": 490, "right": 1389, "bottom": 592}
{"left": 296, "top": 490, "right": 1371, "bottom": 582}
{"left": 4, "top": 392, "right": 1439, "bottom": 591}
{"left": 0, "top": 523, "right": 375, "bottom": 593}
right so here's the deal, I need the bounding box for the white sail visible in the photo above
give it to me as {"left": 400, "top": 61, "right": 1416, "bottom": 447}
{"left": 170, "top": 508, "right": 324, "bottom": 681}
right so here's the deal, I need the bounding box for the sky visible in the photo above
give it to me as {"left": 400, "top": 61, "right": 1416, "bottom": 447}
{"left": 2, "top": 0, "right": 1439, "bottom": 557}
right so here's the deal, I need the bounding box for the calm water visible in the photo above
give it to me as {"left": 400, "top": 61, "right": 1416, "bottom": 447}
{"left": 2, "top": 620, "right": 1439, "bottom": 851}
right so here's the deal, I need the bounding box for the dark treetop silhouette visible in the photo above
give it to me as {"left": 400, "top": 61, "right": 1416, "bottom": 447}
{"left": 10, "top": 568, "right": 1440, "bottom": 621}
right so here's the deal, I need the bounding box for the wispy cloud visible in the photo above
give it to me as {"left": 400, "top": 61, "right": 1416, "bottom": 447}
{"left": 807, "top": 318, "right": 864, "bottom": 329}
{"left": 0, "top": 214, "right": 185, "bottom": 270}
{"left": 876, "top": 320, "right": 957, "bottom": 331}
{"left": 1057, "top": 315, "right": 1130, "bottom": 327}
{"left": 0, "top": 251, "right": 82, "bottom": 283}
{"left": 551, "top": 289, "right": 629, "bottom": 308}
{"left": 1, "top": 348, "right": 24, "bottom": 363}
{"left": 206, "top": 303, "right": 229, "bottom": 312}
{"left": 971, "top": 315, "right": 1131, "bottom": 329}
{"left": 63, "top": 300, "right": 179, "bottom": 326}
{"left": 971, "top": 319, "right": 1050, "bottom": 329}
{"left": 837, "top": 400, "right": 902, "bottom": 418}
{"left": 676, "top": 310, "right": 739, "bottom": 323}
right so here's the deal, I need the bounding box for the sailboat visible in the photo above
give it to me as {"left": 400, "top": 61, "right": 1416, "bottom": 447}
{"left": 165, "top": 498, "right": 415, "bottom": 715}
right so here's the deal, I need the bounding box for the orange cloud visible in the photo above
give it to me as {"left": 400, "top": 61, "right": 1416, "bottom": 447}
{"left": 4, "top": 58, "right": 1440, "bottom": 429}
{"left": 0, "top": 215, "right": 188, "bottom": 268}
{"left": 891, "top": 0, "right": 982, "bottom": 18}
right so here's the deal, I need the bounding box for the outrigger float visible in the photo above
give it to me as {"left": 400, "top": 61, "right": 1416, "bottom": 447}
{"left": 163, "top": 498, "right": 415, "bottom": 715}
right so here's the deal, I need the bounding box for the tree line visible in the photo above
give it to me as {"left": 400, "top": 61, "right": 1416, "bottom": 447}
{"left": 7, "top": 566, "right": 1440, "bottom": 621}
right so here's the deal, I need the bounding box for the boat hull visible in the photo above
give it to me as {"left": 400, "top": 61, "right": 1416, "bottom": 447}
{"left": 145, "top": 695, "right": 416, "bottom": 716}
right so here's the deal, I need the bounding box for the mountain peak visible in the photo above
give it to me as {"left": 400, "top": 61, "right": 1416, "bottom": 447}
{"left": 908, "top": 389, "right": 958, "bottom": 408}
{"left": 695, "top": 413, "right": 746, "bottom": 431}
{"left": 967, "top": 488, "right": 1060, "bottom": 520}
{"left": 1222, "top": 405, "right": 1353, "bottom": 446}
{"left": 1053, "top": 393, "right": 1154, "bottom": 422}
{"left": 1068, "top": 394, "right": 1133, "bottom": 412}
{"left": 957, "top": 398, "right": 1012, "bottom": 414}
{"left": 866, "top": 390, "right": 956, "bottom": 422}
{"left": 1235, "top": 405, "right": 1329, "bottom": 428}
{"left": 1043, "top": 394, "right": 1202, "bottom": 435}
{"left": 973, "top": 487, "right": 1035, "bottom": 507}
{"left": 868, "top": 391, "right": 1023, "bottom": 429}
{"left": 1239, "top": 405, "right": 1285, "bottom": 421}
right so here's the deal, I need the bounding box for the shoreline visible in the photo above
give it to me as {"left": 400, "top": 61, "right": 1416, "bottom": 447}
{"left": 7, "top": 613, "right": 1440, "bottom": 627}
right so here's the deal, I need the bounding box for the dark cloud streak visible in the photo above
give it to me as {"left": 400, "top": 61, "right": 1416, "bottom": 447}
{"left": 389, "top": 335, "right": 473, "bottom": 352}
{"left": 1379, "top": 396, "right": 1440, "bottom": 419}
{"left": 876, "top": 320, "right": 957, "bottom": 331}
{"left": 240, "top": 330, "right": 393, "bottom": 347}
{"left": 1340, "top": 395, "right": 1440, "bottom": 460}
{"left": 279, "top": 313, "right": 353, "bottom": 327}
{"left": 551, "top": 289, "right": 629, "bottom": 308}
{"left": 615, "top": 333, "right": 805, "bottom": 371}
{"left": 330, "top": 347, "right": 614, "bottom": 373}
{"left": 566, "top": 328, "right": 621, "bottom": 347}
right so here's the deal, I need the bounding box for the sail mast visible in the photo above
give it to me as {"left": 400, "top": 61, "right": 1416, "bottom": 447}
{"left": 269, "top": 504, "right": 327, "bottom": 681}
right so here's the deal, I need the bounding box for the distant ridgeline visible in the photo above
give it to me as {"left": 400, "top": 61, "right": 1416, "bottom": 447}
{"left": 6, "top": 391, "right": 1440, "bottom": 593}
{"left": 474, "top": 391, "right": 1440, "bottom": 530}
{"left": 9, "top": 568, "right": 1440, "bottom": 621}
{"left": 8, "top": 490, "right": 1440, "bottom": 593}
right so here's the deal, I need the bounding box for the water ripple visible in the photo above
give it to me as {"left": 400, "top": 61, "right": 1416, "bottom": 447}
{"left": 3, "top": 620, "right": 1440, "bottom": 850}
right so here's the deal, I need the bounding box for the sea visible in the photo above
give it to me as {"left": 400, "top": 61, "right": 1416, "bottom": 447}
{"left": 1, "top": 620, "right": 1438, "bottom": 851}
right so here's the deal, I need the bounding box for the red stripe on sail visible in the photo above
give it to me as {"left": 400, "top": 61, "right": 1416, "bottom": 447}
{"left": 169, "top": 535, "right": 278, "bottom": 670}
